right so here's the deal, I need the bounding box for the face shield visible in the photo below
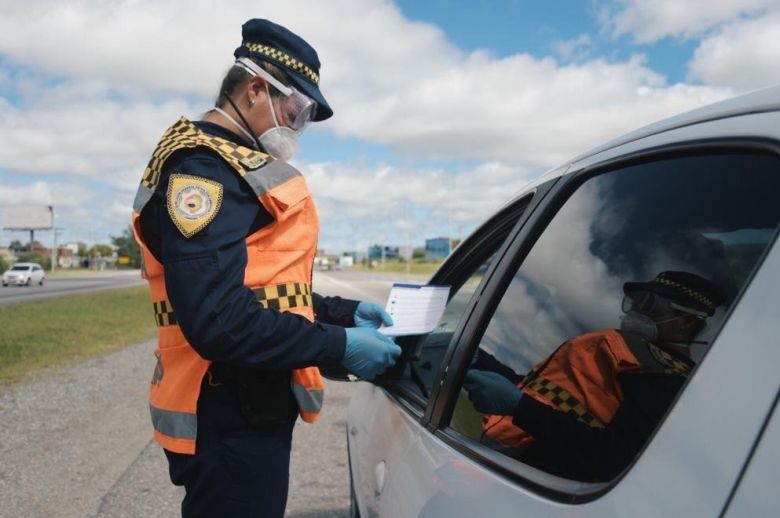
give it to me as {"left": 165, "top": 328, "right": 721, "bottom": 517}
{"left": 621, "top": 291, "right": 709, "bottom": 320}
{"left": 235, "top": 57, "right": 317, "bottom": 131}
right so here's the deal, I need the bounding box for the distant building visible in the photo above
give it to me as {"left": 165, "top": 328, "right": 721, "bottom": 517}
{"left": 425, "top": 237, "right": 451, "bottom": 260}
{"left": 368, "top": 244, "right": 400, "bottom": 261}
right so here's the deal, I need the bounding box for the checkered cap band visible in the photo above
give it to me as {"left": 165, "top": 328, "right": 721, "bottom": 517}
{"left": 139, "top": 118, "right": 267, "bottom": 192}
{"left": 243, "top": 43, "right": 320, "bottom": 85}
{"left": 253, "top": 282, "right": 313, "bottom": 311}
{"left": 654, "top": 277, "right": 716, "bottom": 311}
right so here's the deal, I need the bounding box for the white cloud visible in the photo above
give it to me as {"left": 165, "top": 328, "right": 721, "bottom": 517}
{"left": 552, "top": 34, "right": 594, "bottom": 62}
{"left": 688, "top": 12, "right": 780, "bottom": 89}
{"left": 0, "top": 82, "right": 194, "bottom": 190}
{"left": 302, "top": 159, "right": 533, "bottom": 251}
{"left": 0, "top": 180, "right": 91, "bottom": 207}
{"left": 600, "top": 0, "right": 780, "bottom": 43}
{"left": 0, "top": 0, "right": 744, "bottom": 248}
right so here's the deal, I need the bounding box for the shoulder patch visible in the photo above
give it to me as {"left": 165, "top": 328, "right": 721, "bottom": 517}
{"left": 167, "top": 174, "right": 223, "bottom": 238}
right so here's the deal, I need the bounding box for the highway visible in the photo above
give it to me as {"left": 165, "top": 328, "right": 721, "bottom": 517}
{"left": 0, "top": 269, "right": 427, "bottom": 518}
{"left": 0, "top": 270, "right": 145, "bottom": 306}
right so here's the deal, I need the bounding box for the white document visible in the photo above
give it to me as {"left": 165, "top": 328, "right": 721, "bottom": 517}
{"left": 379, "top": 283, "right": 450, "bottom": 336}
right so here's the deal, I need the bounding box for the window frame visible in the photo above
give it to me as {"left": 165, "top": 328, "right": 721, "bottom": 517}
{"left": 377, "top": 180, "right": 558, "bottom": 422}
{"left": 426, "top": 137, "right": 780, "bottom": 502}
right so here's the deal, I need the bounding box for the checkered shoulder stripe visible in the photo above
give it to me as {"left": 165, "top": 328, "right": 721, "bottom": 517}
{"left": 153, "top": 300, "right": 177, "bottom": 327}
{"left": 243, "top": 43, "right": 320, "bottom": 85}
{"left": 253, "top": 282, "right": 313, "bottom": 311}
{"left": 139, "top": 118, "right": 268, "bottom": 191}
{"left": 523, "top": 376, "right": 604, "bottom": 428}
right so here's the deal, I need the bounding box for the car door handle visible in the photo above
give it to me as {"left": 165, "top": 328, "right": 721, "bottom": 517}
{"left": 374, "top": 460, "right": 386, "bottom": 499}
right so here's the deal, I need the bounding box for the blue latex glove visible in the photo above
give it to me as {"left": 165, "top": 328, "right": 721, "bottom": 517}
{"left": 354, "top": 301, "right": 394, "bottom": 329}
{"left": 463, "top": 369, "right": 523, "bottom": 415}
{"left": 342, "top": 327, "right": 402, "bottom": 380}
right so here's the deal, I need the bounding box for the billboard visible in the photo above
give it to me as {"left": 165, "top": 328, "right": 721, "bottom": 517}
{"left": 2, "top": 206, "right": 54, "bottom": 230}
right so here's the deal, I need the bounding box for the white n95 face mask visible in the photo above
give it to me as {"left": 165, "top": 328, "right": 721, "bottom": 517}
{"left": 258, "top": 125, "right": 299, "bottom": 162}
{"left": 257, "top": 83, "right": 300, "bottom": 162}
{"left": 619, "top": 311, "right": 658, "bottom": 341}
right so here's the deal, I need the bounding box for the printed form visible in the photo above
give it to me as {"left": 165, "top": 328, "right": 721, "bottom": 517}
{"left": 379, "top": 284, "right": 450, "bottom": 336}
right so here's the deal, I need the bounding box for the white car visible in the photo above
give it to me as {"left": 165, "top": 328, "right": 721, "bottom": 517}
{"left": 2, "top": 262, "right": 46, "bottom": 287}
{"left": 336, "top": 85, "right": 780, "bottom": 517}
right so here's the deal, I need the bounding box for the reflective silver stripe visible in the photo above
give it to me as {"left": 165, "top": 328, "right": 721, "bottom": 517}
{"left": 149, "top": 405, "right": 197, "bottom": 440}
{"left": 133, "top": 186, "right": 154, "bottom": 213}
{"left": 243, "top": 161, "right": 301, "bottom": 197}
{"left": 291, "top": 381, "right": 323, "bottom": 413}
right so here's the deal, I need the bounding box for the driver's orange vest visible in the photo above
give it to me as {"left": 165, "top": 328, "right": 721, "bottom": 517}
{"left": 131, "top": 117, "right": 323, "bottom": 454}
{"left": 484, "top": 330, "right": 692, "bottom": 448}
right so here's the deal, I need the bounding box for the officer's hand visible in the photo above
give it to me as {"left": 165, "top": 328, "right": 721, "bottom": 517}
{"left": 354, "top": 301, "right": 393, "bottom": 329}
{"left": 463, "top": 369, "right": 523, "bottom": 415}
{"left": 342, "top": 327, "right": 402, "bottom": 380}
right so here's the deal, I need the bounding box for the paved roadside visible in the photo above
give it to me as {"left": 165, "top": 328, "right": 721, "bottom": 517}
{"left": 0, "top": 334, "right": 353, "bottom": 518}
{"left": 0, "top": 339, "right": 171, "bottom": 518}
{"left": 0, "top": 270, "right": 399, "bottom": 517}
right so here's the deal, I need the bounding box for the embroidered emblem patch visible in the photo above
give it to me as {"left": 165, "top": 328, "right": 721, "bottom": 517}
{"left": 167, "top": 174, "right": 223, "bottom": 238}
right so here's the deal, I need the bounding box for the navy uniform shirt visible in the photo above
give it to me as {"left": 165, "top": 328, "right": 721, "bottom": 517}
{"left": 139, "top": 120, "right": 356, "bottom": 371}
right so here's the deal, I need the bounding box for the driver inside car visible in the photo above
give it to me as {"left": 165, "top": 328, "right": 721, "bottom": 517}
{"left": 463, "top": 271, "right": 725, "bottom": 481}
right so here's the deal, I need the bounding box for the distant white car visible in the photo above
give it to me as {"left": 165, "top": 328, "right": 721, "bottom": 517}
{"left": 2, "top": 262, "right": 45, "bottom": 287}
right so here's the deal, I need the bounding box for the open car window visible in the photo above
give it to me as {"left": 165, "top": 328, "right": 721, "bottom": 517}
{"left": 387, "top": 196, "right": 533, "bottom": 408}
{"left": 446, "top": 150, "right": 780, "bottom": 484}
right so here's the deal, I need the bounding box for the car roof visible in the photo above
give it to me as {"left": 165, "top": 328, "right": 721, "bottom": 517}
{"left": 519, "top": 84, "right": 780, "bottom": 193}
{"left": 12, "top": 262, "right": 39, "bottom": 267}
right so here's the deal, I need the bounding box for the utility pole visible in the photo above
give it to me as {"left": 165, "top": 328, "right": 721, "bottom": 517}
{"left": 51, "top": 227, "right": 64, "bottom": 272}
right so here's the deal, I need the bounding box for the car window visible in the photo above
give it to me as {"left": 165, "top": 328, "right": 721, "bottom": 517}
{"left": 11, "top": 265, "right": 29, "bottom": 271}
{"left": 449, "top": 151, "right": 780, "bottom": 482}
{"left": 389, "top": 198, "right": 531, "bottom": 406}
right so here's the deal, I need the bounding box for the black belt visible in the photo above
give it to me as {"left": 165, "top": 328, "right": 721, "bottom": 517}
{"left": 206, "top": 363, "right": 297, "bottom": 424}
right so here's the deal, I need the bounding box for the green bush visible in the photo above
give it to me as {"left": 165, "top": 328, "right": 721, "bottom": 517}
{"left": 0, "top": 256, "right": 8, "bottom": 273}
{"left": 16, "top": 252, "right": 51, "bottom": 270}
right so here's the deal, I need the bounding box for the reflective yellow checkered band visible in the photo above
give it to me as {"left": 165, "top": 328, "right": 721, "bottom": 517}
{"left": 523, "top": 376, "right": 604, "bottom": 428}
{"left": 253, "top": 282, "right": 313, "bottom": 311}
{"left": 243, "top": 43, "right": 320, "bottom": 85}
{"left": 153, "top": 300, "right": 177, "bottom": 327}
{"left": 139, "top": 118, "right": 268, "bottom": 192}
{"left": 654, "top": 277, "right": 715, "bottom": 310}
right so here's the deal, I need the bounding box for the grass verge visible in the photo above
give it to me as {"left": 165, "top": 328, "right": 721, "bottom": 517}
{"left": 0, "top": 286, "right": 155, "bottom": 385}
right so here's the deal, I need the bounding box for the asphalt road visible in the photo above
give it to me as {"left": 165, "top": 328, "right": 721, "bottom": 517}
{"left": 0, "top": 269, "right": 426, "bottom": 518}
{"left": 0, "top": 270, "right": 145, "bottom": 307}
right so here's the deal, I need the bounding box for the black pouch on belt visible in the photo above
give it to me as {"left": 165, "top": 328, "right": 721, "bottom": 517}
{"left": 236, "top": 369, "right": 297, "bottom": 426}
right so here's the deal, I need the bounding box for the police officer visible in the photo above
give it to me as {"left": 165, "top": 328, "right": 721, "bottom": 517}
{"left": 131, "top": 19, "right": 401, "bottom": 517}
{"left": 463, "top": 271, "right": 725, "bottom": 480}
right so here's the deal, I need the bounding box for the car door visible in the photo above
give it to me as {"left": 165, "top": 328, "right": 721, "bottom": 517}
{"left": 418, "top": 138, "right": 780, "bottom": 516}
{"left": 347, "top": 179, "right": 558, "bottom": 518}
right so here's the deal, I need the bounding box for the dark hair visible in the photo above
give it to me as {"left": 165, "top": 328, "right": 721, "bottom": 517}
{"left": 215, "top": 57, "right": 292, "bottom": 107}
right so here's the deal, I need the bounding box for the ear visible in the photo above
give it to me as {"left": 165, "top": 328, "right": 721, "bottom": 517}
{"left": 245, "top": 76, "right": 268, "bottom": 103}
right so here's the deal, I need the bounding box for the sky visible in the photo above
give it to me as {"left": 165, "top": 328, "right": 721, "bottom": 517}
{"left": 0, "top": 0, "right": 779, "bottom": 254}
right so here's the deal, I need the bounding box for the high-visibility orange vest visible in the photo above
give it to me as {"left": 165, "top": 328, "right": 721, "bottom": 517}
{"left": 131, "top": 117, "right": 324, "bottom": 454}
{"left": 483, "top": 329, "right": 692, "bottom": 448}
